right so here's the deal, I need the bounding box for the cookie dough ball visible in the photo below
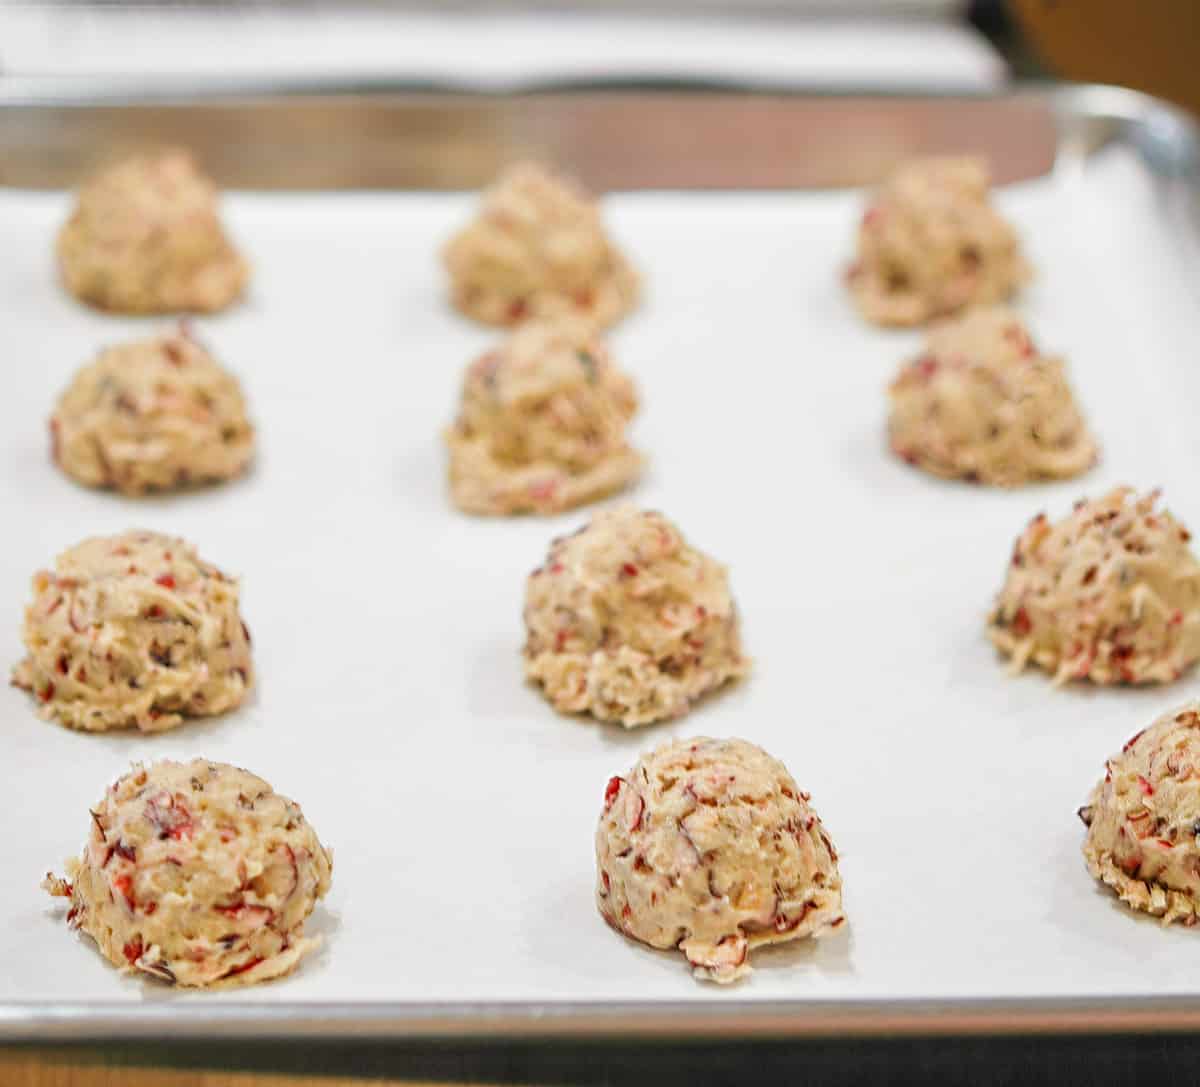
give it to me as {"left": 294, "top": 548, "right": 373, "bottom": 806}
{"left": 12, "top": 531, "right": 253, "bottom": 733}
{"left": 445, "top": 320, "right": 642, "bottom": 515}
{"left": 57, "top": 149, "right": 248, "bottom": 314}
{"left": 1079, "top": 704, "right": 1200, "bottom": 925}
{"left": 596, "top": 738, "right": 845, "bottom": 983}
{"left": 989, "top": 489, "right": 1200, "bottom": 685}
{"left": 887, "top": 306, "right": 1096, "bottom": 485}
{"left": 846, "top": 156, "right": 1028, "bottom": 327}
{"left": 51, "top": 327, "right": 255, "bottom": 495}
{"left": 443, "top": 162, "right": 639, "bottom": 329}
{"left": 43, "top": 759, "right": 332, "bottom": 987}
{"left": 523, "top": 507, "right": 748, "bottom": 727}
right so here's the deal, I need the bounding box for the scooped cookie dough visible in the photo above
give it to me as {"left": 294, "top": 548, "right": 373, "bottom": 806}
{"left": 443, "top": 162, "right": 639, "bottom": 329}
{"left": 1079, "top": 704, "right": 1200, "bottom": 925}
{"left": 846, "top": 156, "right": 1028, "bottom": 327}
{"left": 57, "top": 149, "right": 248, "bottom": 314}
{"left": 43, "top": 759, "right": 332, "bottom": 988}
{"left": 51, "top": 327, "right": 255, "bottom": 495}
{"left": 523, "top": 506, "right": 748, "bottom": 727}
{"left": 11, "top": 531, "right": 253, "bottom": 733}
{"left": 989, "top": 488, "right": 1200, "bottom": 685}
{"left": 445, "top": 319, "right": 642, "bottom": 515}
{"left": 888, "top": 306, "right": 1096, "bottom": 485}
{"left": 596, "top": 737, "right": 845, "bottom": 983}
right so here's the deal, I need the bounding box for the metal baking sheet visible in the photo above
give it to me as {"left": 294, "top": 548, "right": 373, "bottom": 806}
{"left": 2, "top": 86, "right": 1200, "bottom": 1041}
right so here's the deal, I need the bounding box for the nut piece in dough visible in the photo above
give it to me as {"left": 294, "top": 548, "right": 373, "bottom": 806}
{"left": 846, "top": 156, "right": 1028, "bottom": 327}
{"left": 443, "top": 162, "right": 639, "bottom": 329}
{"left": 43, "top": 759, "right": 332, "bottom": 987}
{"left": 887, "top": 306, "right": 1096, "bottom": 485}
{"left": 51, "top": 326, "right": 255, "bottom": 495}
{"left": 523, "top": 507, "right": 749, "bottom": 727}
{"left": 1079, "top": 704, "right": 1200, "bottom": 925}
{"left": 444, "top": 320, "right": 642, "bottom": 515}
{"left": 989, "top": 488, "right": 1200, "bottom": 685}
{"left": 596, "top": 737, "right": 845, "bottom": 984}
{"left": 57, "top": 149, "right": 248, "bottom": 314}
{"left": 11, "top": 531, "right": 254, "bottom": 733}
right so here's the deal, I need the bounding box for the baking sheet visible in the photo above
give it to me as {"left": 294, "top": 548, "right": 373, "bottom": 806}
{"left": 3, "top": 130, "right": 1200, "bottom": 1028}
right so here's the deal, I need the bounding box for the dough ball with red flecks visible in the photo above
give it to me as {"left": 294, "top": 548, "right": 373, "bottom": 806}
{"left": 43, "top": 759, "right": 332, "bottom": 988}
{"left": 846, "top": 156, "right": 1027, "bottom": 327}
{"left": 444, "top": 319, "right": 641, "bottom": 515}
{"left": 989, "top": 488, "right": 1200, "bottom": 685}
{"left": 57, "top": 149, "right": 248, "bottom": 314}
{"left": 595, "top": 737, "right": 845, "bottom": 984}
{"left": 443, "top": 162, "right": 639, "bottom": 329}
{"left": 12, "top": 530, "right": 253, "bottom": 733}
{"left": 51, "top": 326, "right": 255, "bottom": 495}
{"left": 523, "top": 506, "right": 748, "bottom": 727}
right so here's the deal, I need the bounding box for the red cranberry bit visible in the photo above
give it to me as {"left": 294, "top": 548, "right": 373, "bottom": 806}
{"left": 114, "top": 840, "right": 137, "bottom": 863}
{"left": 1011, "top": 607, "right": 1032, "bottom": 636}
{"left": 600, "top": 871, "right": 610, "bottom": 895}
{"left": 122, "top": 937, "right": 144, "bottom": 964}
{"left": 1123, "top": 729, "right": 1147, "bottom": 753}
{"left": 221, "top": 956, "right": 265, "bottom": 980}
{"left": 145, "top": 793, "right": 195, "bottom": 840}
{"left": 112, "top": 874, "right": 136, "bottom": 911}
{"left": 1137, "top": 775, "right": 1155, "bottom": 797}
{"left": 56, "top": 655, "right": 69, "bottom": 676}
{"left": 1171, "top": 611, "right": 1184, "bottom": 627}
{"left": 1120, "top": 856, "right": 1141, "bottom": 877}
{"left": 913, "top": 355, "right": 939, "bottom": 380}
{"left": 621, "top": 563, "right": 639, "bottom": 578}
{"left": 603, "top": 776, "right": 623, "bottom": 812}
{"left": 146, "top": 605, "right": 164, "bottom": 619}
{"left": 155, "top": 575, "right": 176, "bottom": 589}
{"left": 39, "top": 682, "right": 55, "bottom": 703}
{"left": 163, "top": 340, "right": 185, "bottom": 366}
{"left": 627, "top": 794, "right": 645, "bottom": 833}
{"left": 529, "top": 479, "right": 557, "bottom": 502}
{"left": 549, "top": 562, "right": 564, "bottom": 574}
{"left": 506, "top": 298, "right": 528, "bottom": 322}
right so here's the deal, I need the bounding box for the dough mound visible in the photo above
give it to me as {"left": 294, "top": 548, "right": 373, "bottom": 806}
{"left": 596, "top": 737, "right": 845, "bottom": 984}
{"left": 12, "top": 531, "right": 254, "bottom": 733}
{"left": 523, "top": 506, "right": 749, "bottom": 727}
{"left": 43, "top": 759, "right": 332, "bottom": 987}
{"left": 887, "top": 306, "right": 1096, "bottom": 485}
{"left": 445, "top": 320, "right": 642, "bottom": 515}
{"left": 443, "top": 162, "right": 639, "bottom": 329}
{"left": 846, "top": 156, "right": 1027, "bottom": 327}
{"left": 989, "top": 488, "right": 1200, "bottom": 685}
{"left": 51, "top": 327, "right": 255, "bottom": 495}
{"left": 1079, "top": 704, "right": 1200, "bottom": 925}
{"left": 57, "top": 149, "right": 248, "bottom": 314}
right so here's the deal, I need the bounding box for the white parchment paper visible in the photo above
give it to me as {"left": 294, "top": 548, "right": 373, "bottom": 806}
{"left": 3, "top": 148, "right": 1200, "bottom": 1009}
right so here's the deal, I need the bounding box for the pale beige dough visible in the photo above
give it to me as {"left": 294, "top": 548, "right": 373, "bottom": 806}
{"left": 443, "top": 162, "right": 639, "bottom": 329}
{"left": 51, "top": 327, "right": 255, "bottom": 495}
{"left": 1079, "top": 703, "right": 1200, "bottom": 925}
{"left": 596, "top": 737, "right": 845, "bottom": 984}
{"left": 58, "top": 149, "right": 248, "bottom": 314}
{"left": 43, "top": 759, "right": 332, "bottom": 987}
{"left": 887, "top": 306, "right": 1096, "bottom": 485}
{"left": 846, "top": 156, "right": 1028, "bottom": 327}
{"left": 445, "top": 320, "right": 642, "bottom": 515}
{"left": 523, "top": 506, "right": 748, "bottom": 727}
{"left": 989, "top": 488, "right": 1200, "bottom": 685}
{"left": 12, "top": 531, "right": 254, "bottom": 733}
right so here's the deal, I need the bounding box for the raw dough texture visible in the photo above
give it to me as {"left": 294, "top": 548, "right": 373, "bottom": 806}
{"left": 847, "top": 156, "right": 1028, "bottom": 327}
{"left": 12, "top": 531, "right": 254, "bottom": 733}
{"left": 444, "top": 320, "right": 642, "bottom": 515}
{"left": 1079, "top": 703, "right": 1200, "bottom": 925}
{"left": 887, "top": 306, "right": 1096, "bottom": 485}
{"left": 443, "top": 162, "right": 639, "bottom": 329}
{"left": 57, "top": 149, "right": 248, "bottom": 314}
{"left": 523, "top": 506, "right": 748, "bottom": 727}
{"left": 51, "top": 327, "right": 255, "bottom": 495}
{"left": 43, "top": 759, "right": 332, "bottom": 987}
{"left": 596, "top": 737, "right": 845, "bottom": 983}
{"left": 989, "top": 488, "right": 1200, "bottom": 685}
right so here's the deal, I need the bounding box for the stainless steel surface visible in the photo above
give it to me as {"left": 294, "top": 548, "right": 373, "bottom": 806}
{"left": 1, "top": 84, "right": 1198, "bottom": 1042}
